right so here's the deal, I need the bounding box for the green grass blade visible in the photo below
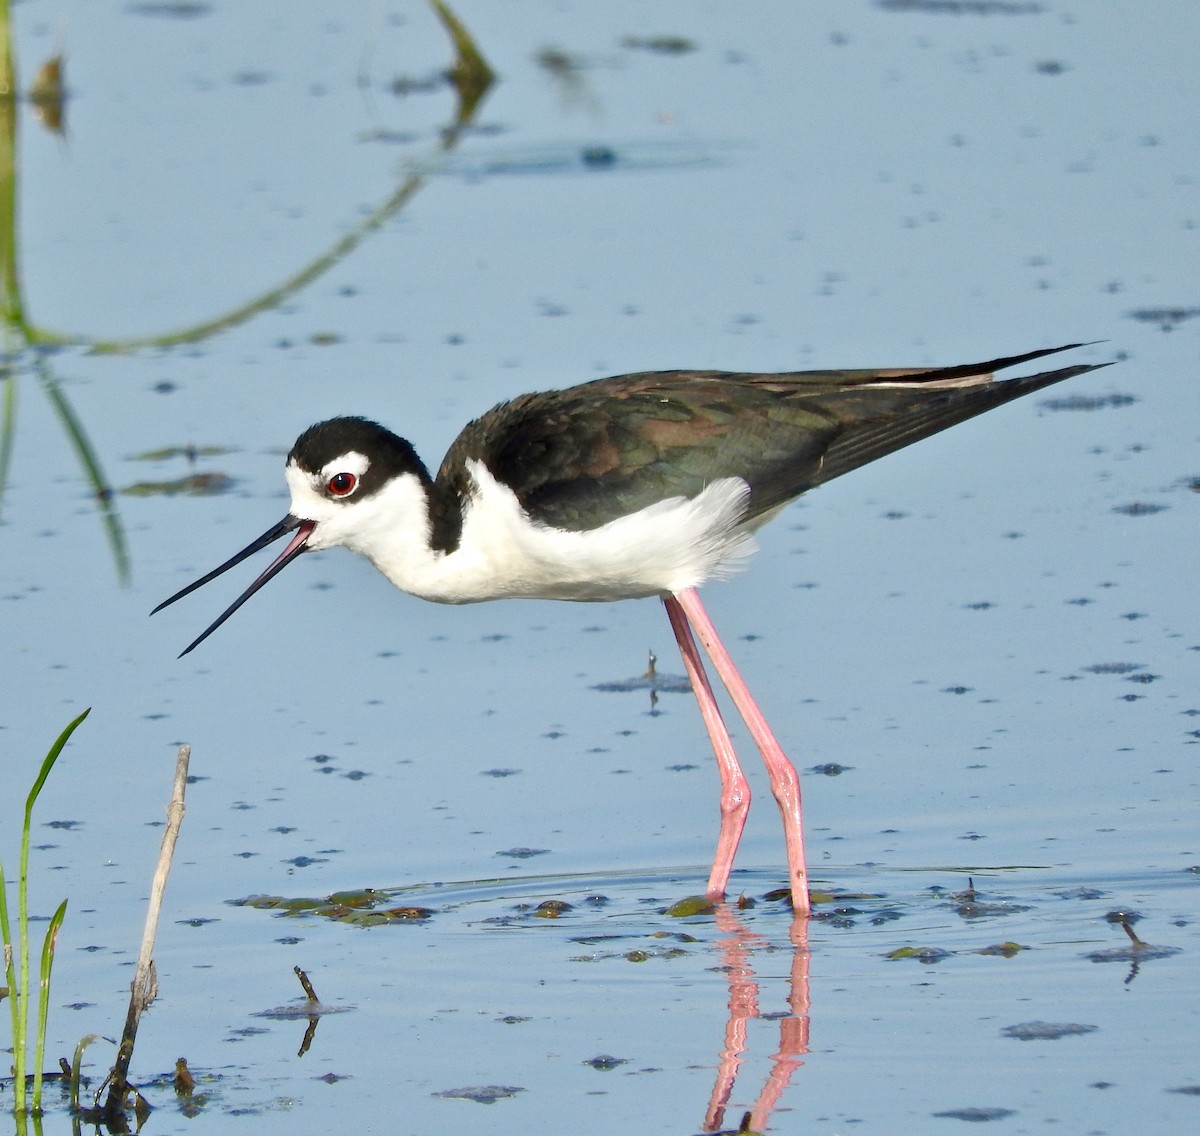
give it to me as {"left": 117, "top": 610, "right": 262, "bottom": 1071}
{"left": 11, "top": 710, "right": 89, "bottom": 1113}
{"left": 0, "top": 368, "right": 15, "bottom": 519}
{"left": 69, "top": 1033, "right": 107, "bottom": 1113}
{"left": 31, "top": 898, "right": 67, "bottom": 1113}
{"left": 23, "top": 709, "right": 90, "bottom": 819}
{"left": 1, "top": 860, "right": 20, "bottom": 1111}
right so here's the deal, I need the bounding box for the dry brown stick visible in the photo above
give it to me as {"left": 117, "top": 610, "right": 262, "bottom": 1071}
{"left": 102, "top": 744, "right": 191, "bottom": 1121}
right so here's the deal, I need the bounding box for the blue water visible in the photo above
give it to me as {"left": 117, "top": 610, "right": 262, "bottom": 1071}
{"left": 2, "top": 2, "right": 1196, "bottom": 1132}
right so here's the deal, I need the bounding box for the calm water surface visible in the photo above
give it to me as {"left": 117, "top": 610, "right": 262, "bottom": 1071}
{"left": 1, "top": 2, "right": 1196, "bottom": 1132}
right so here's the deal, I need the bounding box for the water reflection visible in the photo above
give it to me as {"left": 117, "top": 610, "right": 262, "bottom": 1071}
{"left": 235, "top": 872, "right": 814, "bottom": 1130}
{"left": 1, "top": 2, "right": 1194, "bottom": 1130}
{"left": 703, "top": 906, "right": 810, "bottom": 1134}
{"left": 0, "top": 0, "right": 494, "bottom": 580}
{"left": 402, "top": 138, "right": 726, "bottom": 180}
{"left": 1, "top": 32, "right": 129, "bottom": 574}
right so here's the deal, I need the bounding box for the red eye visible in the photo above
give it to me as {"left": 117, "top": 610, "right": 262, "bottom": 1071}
{"left": 327, "top": 472, "right": 357, "bottom": 497}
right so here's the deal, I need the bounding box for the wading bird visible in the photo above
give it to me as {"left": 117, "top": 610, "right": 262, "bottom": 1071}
{"left": 155, "top": 344, "right": 1104, "bottom": 915}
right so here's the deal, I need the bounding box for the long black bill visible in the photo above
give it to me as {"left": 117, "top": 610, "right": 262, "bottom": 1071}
{"left": 152, "top": 515, "right": 316, "bottom": 657}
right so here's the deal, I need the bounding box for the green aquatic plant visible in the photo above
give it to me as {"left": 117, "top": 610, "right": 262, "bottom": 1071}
{"left": 1, "top": 708, "right": 89, "bottom": 1116}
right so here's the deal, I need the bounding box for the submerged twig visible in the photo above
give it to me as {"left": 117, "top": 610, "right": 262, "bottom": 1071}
{"left": 294, "top": 966, "right": 320, "bottom": 1003}
{"left": 1118, "top": 916, "right": 1147, "bottom": 949}
{"left": 293, "top": 967, "right": 321, "bottom": 1057}
{"left": 101, "top": 744, "right": 191, "bottom": 1122}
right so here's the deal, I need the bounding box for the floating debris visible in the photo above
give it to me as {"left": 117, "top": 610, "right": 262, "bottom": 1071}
{"left": 127, "top": 2, "right": 213, "bottom": 18}
{"left": 1001, "top": 1021, "right": 1098, "bottom": 1041}
{"left": 583, "top": 1054, "right": 629, "bottom": 1070}
{"left": 531, "top": 899, "right": 573, "bottom": 919}
{"left": 664, "top": 895, "right": 716, "bottom": 918}
{"left": 254, "top": 1000, "right": 351, "bottom": 1021}
{"left": 1112, "top": 502, "right": 1168, "bottom": 517}
{"left": 232, "top": 891, "right": 435, "bottom": 925}
{"left": 1087, "top": 912, "right": 1181, "bottom": 965}
{"left": 1052, "top": 886, "right": 1107, "bottom": 900}
{"left": 593, "top": 651, "right": 692, "bottom": 694}
{"left": 877, "top": 0, "right": 1043, "bottom": 12}
{"left": 886, "top": 946, "right": 953, "bottom": 964}
{"left": 932, "top": 1107, "right": 1017, "bottom": 1121}
{"left": 496, "top": 846, "right": 550, "bottom": 859}
{"left": 1039, "top": 392, "right": 1136, "bottom": 411}
{"left": 433, "top": 1084, "right": 525, "bottom": 1104}
{"left": 952, "top": 898, "right": 1031, "bottom": 918}
{"left": 618, "top": 35, "right": 697, "bottom": 55}
{"left": 624, "top": 946, "right": 689, "bottom": 962}
{"left": 1126, "top": 306, "right": 1200, "bottom": 331}
{"left": 976, "top": 941, "right": 1028, "bottom": 957}
{"left": 1086, "top": 942, "right": 1181, "bottom": 964}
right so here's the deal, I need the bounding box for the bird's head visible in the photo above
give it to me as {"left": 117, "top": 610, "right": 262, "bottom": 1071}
{"left": 152, "top": 417, "right": 428, "bottom": 656}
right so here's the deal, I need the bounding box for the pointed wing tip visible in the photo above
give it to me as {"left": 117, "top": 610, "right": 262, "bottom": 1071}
{"left": 1006, "top": 341, "right": 1108, "bottom": 370}
{"left": 1044, "top": 340, "right": 1106, "bottom": 353}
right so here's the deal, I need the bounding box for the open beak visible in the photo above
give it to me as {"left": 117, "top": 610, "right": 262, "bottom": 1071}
{"left": 152, "top": 515, "right": 316, "bottom": 657}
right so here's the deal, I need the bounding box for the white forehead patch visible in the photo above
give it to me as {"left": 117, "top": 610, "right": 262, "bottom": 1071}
{"left": 320, "top": 450, "right": 370, "bottom": 480}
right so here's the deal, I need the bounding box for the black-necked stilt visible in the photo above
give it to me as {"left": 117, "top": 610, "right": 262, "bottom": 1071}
{"left": 154, "top": 343, "right": 1105, "bottom": 915}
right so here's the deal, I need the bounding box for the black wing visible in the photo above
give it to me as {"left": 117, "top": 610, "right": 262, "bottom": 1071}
{"left": 429, "top": 344, "right": 1105, "bottom": 547}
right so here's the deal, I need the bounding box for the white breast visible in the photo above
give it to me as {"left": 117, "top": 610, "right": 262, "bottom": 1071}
{"left": 358, "top": 462, "right": 762, "bottom": 604}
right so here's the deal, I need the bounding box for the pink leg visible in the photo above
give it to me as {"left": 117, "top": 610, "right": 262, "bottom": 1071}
{"left": 674, "top": 587, "right": 810, "bottom": 916}
{"left": 663, "top": 595, "right": 750, "bottom": 900}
